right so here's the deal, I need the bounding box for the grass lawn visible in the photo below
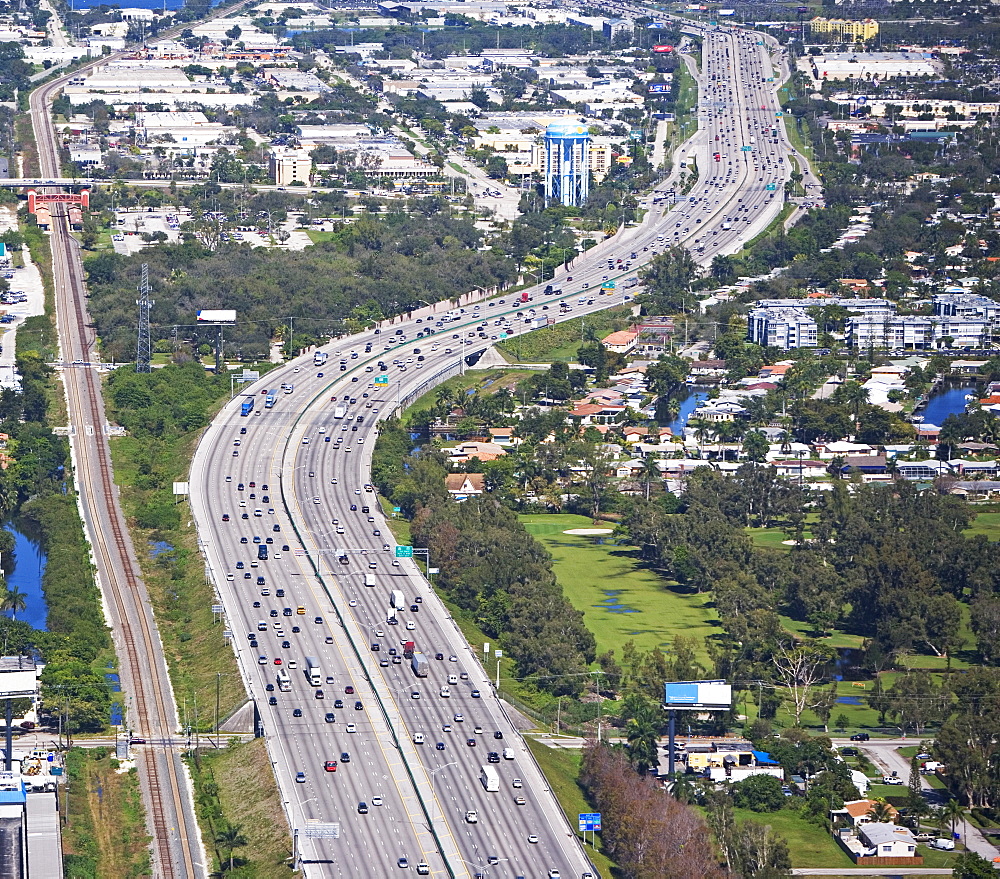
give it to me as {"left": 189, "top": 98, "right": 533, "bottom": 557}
{"left": 304, "top": 230, "right": 339, "bottom": 244}
{"left": 733, "top": 807, "right": 854, "bottom": 870}
{"left": 746, "top": 526, "right": 797, "bottom": 549}
{"left": 521, "top": 513, "right": 723, "bottom": 665}
{"left": 526, "top": 739, "right": 614, "bottom": 879}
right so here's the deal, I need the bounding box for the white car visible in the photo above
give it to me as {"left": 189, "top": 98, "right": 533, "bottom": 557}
{"left": 372, "top": 795, "right": 383, "bottom": 806}
{"left": 440, "top": 687, "right": 451, "bottom": 698}
{"left": 347, "top": 723, "right": 357, "bottom": 733}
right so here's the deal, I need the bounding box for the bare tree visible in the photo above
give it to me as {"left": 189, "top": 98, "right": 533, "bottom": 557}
{"left": 771, "top": 640, "right": 836, "bottom": 726}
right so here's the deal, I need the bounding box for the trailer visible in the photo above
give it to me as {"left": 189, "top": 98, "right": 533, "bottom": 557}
{"left": 480, "top": 765, "right": 500, "bottom": 792}
{"left": 305, "top": 656, "right": 321, "bottom": 686}
{"left": 240, "top": 396, "right": 255, "bottom": 416}
{"left": 410, "top": 652, "right": 429, "bottom": 677}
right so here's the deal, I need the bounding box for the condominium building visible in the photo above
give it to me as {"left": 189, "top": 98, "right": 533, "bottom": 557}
{"left": 747, "top": 307, "right": 817, "bottom": 350}
{"left": 810, "top": 16, "right": 879, "bottom": 42}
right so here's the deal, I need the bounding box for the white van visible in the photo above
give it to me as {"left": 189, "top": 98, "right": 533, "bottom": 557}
{"left": 503, "top": 748, "right": 514, "bottom": 760}
{"left": 447, "top": 674, "right": 458, "bottom": 685}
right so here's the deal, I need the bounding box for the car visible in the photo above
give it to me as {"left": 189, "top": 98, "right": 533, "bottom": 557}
{"left": 324, "top": 760, "right": 337, "bottom": 771}
{"left": 397, "top": 858, "right": 408, "bottom": 869}
{"left": 324, "top": 712, "right": 335, "bottom": 723}
{"left": 471, "top": 689, "right": 481, "bottom": 698}
{"left": 347, "top": 723, "right": 357, "bottom": 733}
{"left": 357, "top": 801, "right": 368, "bottom": 814}
{"left": 514, "top": 795, "right": 526, "bottom": 805}
{"left": 548, "top": 871, "right": 561, "bottom": 879}
{"left": 454, "top": 713, "right": 464, "bottom": 722}
{"left": 442, "top": 723, "right": 452, "bottom": 732}
{"left": 355, "top": 701, "right": 363, "bottom": 710}
{"left": 268, "top": 695, "right": 277, "bottom": 705}
{"left": 850, "top": 732, "right": 870, "bottom": 742}
{"left": 416, "top": 864, "right": 430, "bottom": 875}
{"left": 436, "top": 742, "right": 445, "bottom": 750}
{"left": 295, "top": 771, "right": 306, "bottom": 783}
{"left": 488, "top": 752, "right": 499, "bottom": 763}
{"left": 222, "top": 514, "right": 230, "bottom": 522}
{"left": 346, "top": 686, "right": 355, "bottom": 694}
{"left": 512, "top": 778, "right": 522, "bottom": 788}
{"left": 411, "top": 691, "right": 420, "bottom": 699}
{"left": 341, "top": 751, "right": 351, "bottom": 763}
{"left": 372, "top": 795, "right": 383, "bottom": 806}
{"left": 435, "top": 653, "right": 444, "bottom": 660}
{"left": 449, "top": 655, "right": 458, "bottom": 662}
{"left": 314, "top": 616, "right": 323, "bottom": 624}
{"left": 292, "top": 707, "right": 302, "bottom": 717}
{"left": 467, "top": 738, "right": 476, "bottom": 747}
{"left": 493, "top": 731, "right": 503, "bottom": 739}
{"left": 528, "top": 835, "right": 538, "bottom": 844}
{"left": 315, "top": 689, "right": 324, "bottom": 699}
{"left": 883, "top": 774, "right": 904, "bottom": 785}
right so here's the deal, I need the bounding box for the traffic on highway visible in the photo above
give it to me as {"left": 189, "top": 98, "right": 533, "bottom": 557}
{"left": 190, "top": 21, "right": 798, "bottom": 879}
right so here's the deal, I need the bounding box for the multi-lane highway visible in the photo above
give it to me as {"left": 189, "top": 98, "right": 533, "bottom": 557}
{"left": 187, "top": 20, "right": 805, "bottom": 879}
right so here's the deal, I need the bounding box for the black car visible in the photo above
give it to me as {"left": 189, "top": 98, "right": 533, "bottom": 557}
{"left": 269, "top": 696, "right": 277, "bottom": 705}
{"left": 293, "top": 708, "right": 302, "bottom": 717}
{"left": 850, "top": 732, "right": 870, "bottom": 742}
{"left": 334, "top": 699, "right": 344, "bottom": 708}
{"left": 354, "top": 701, "right": 363, "bottom": 710}
{"left": 341, "top": 752, "right": 351, "bottom": 763}
{"left": 493, "top": 731, "right": 503, "bottom": 739}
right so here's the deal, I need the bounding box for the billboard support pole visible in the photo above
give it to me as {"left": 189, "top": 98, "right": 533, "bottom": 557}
{"left": 667, "top": 708, "right": 676, "bottom": 779}
{"left": 3, "top": 699, "right": 10, "bottom": 771}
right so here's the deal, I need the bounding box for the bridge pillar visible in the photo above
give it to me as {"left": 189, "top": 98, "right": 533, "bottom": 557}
{"left": 26, "top": 190, "right": 34, "bottom": 213}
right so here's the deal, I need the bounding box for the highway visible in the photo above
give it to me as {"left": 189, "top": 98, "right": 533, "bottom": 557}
{"left": 186, "top": 20, "right": 805, "bottom": 879}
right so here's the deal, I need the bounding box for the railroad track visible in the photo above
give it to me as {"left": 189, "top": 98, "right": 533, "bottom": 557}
{"left": 30, "top": 68, "right": 202, "bottom": 879}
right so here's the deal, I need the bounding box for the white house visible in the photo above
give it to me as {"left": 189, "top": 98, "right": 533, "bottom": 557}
{"left": 858, "top": 822, "right": 919, "bottom": 858}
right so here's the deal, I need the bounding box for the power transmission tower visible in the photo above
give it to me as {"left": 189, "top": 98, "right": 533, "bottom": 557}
{"left": 136, "top": 263, "right": 153, "bottom": 373}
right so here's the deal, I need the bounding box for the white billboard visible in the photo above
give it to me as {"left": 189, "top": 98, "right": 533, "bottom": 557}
{"left": 664, "top": 680, "right": 732, "bottom": 710}
{"left": 196, "top": 310, "right": 236, "bottom": 323}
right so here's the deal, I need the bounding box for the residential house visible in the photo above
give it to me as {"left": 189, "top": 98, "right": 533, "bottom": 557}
{"left": 814, "top": 440, "right": 878, "bottom": 460}
{"left": 895, "top": 460, "right": 951, "bottom": 480}
{"left": 487, "top": 426, "right": 515, "bottom": 446}
{"left": 442, "top": 441, "right": 507, "bottom": 465}
{"left": 602, "top": 329, "right": 638, "bottom": 354}
{"left": 950, "top": 458, "right": 999, "bottom": 477}
{"left": 770, "top": 458, "right": 828, "bottom": 479}
{"left": 842, "top": 455, "right": 887, "bottom": 474}
{"left": 838, "top": 799, "right": 898, "bottom": 828}
{"left": 689, "top": 359, "right": 727, "bottom": 379}
{"left": 571, "top": 402, "right": 626, "bottom": 425}
{"left": 858, "top": 822, "right": 919, "bottom": 858}
{"left": 444, "top": 473, "right": 486, "bottom": 500}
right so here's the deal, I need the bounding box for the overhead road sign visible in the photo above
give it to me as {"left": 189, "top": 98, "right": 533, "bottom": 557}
{"left": 395, "top": 546, "right": 414, "bottom": 558}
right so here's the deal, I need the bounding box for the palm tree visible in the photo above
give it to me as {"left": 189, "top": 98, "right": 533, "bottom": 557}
{"left": 639, "top": 455, "right": 661, "bottom": 500}
{"left": 866, "top": 799, "right": 895, "bottom": 823}
{"left": 942, "top": 798, "right": 964, "bottom": 837}
{"left": 625, "top": 707, "right": 660, "bottom": 774}
{"left": 2, "top": 588, "right": 27, "bottom": 621}
{"left": 833, "top": 380, "right": 869, "bottom": 429}
{"left": 215, "top": 822, "right": 247, "bottom": 873}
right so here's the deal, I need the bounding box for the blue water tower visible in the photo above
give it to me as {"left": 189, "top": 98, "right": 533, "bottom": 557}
{"left": 544, "top": 121, "right": 591, "bottom": 207}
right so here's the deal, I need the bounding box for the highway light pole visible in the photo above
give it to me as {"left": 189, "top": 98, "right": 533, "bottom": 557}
{"left": 428, "top": 761, "right": 457, "bottom": 825}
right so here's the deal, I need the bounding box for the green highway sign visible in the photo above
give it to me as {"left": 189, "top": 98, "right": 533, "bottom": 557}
{"left": 375, "top": 375, "right": 389, "bottom": 385}
{"left": 395, "top": 545, "right": 414, "bottom": 558}
{"left": 776, "top": 111, "right": 783, "bottom": 117}
{"left": 765, "top": 183, "right": 777, "bottom": 191}
{"left": 499, "top": 332, "right": 508, "bottom": 339}
{"left": 741, "top": 146, "right": 753, "bottom": 152}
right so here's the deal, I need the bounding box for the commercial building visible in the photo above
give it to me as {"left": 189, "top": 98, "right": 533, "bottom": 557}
{"left": 543, "top": 121, "right": 590, "bottom": 207}
{"left": 809, "top": 17, "right": 879, "bottom": 42}
{"left": 270, "top": 148, "right": 312, "bottom": 186}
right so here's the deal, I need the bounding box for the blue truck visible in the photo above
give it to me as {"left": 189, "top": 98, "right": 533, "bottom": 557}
{"left": 240, "top": 396, "right": 255, "bottom": 416}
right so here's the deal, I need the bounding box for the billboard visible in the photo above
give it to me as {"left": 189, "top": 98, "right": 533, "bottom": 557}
{"left": 664, "top": 680, "right": 732, "bottom": 710}
{"left": 196, "top": 309, "right": 237, "bottom": 323}
{"left": 719, "top": 8, "right": 735, "bottom": 14}
{"left": 648, "top": 83, "right": 671, "bottom": 94}
{"left": 653, "top": 44, "right": 674, "bottom": 53}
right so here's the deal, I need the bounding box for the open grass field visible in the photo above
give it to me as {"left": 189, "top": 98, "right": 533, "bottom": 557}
{"left": 495, "top": 306, "right": 634, "bottom": 364}
{"left": 402, "top": 368, "right": 529, "bottom": 425}
{"left": 520, "top": 513, "right": 723, "bottom": 665}
{"left": 732, "top": 807, "right": 854, "bottom": 870}
{"left": 526, "top": 739, "right": 614, "bottom": 879}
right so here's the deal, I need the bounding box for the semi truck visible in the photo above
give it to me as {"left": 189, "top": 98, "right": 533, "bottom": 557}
{"left": 305, "top": 656, "right": 321, "bottom": 686}
{"left": 240, "top": 396, "right": 255, "bottom": 416}
{"left": 410, "top": 652, "right": 429, "bottom": 677}
{"left": 480, "top": 765, "right": 500, "bottom": 792}
{"left": 403, "top": 641, "right": 415, "bottom": 658}
{"left": 390, "top": 589, "right": 405, "bottom": 609}
{"left": 334, "top": 405, "right": 347, "bottom": 419}
{"left": 281, "top": 383, "right": 294, "bottom": 394}
{"left": 264, "top": 391, "right": 278, "bottom": 409}
{"left": 313, "top": 351, "right": 328, "bottom": 366}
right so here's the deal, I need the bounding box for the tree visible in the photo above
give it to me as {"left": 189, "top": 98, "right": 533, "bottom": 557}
{"left": 908, "top": 754, "right": 923, "bottom": 809}
{"left": 770, "top": 640, "right": 836, "bottom": 726}
{"left": 952, "top": 852, "right": 997, "bottom": 879}
{"left": 730, "top": 820, "right": 792, "bottom": 879}
{"left": 743, "top": 430, "right": 770, "bottom": 464}
{"left": 832, "top": 380, "right": 869, "bottom": 427}
{"left": 214, "top": 822, "right": 247, "bottom": 872}
{"left": 732, "top": 775, "right": 786, "bottom": 813}
{"left": 866, "top": 799, "right": 895, "bottom": 823}
{"left": 623, "top": 693, "right": 661, "bottom": 774}
{"left": 639, "top": 454, "right": 661, "bottom": 501}
{"left": 2, "top": 587, "right": 27, "bottom": 621}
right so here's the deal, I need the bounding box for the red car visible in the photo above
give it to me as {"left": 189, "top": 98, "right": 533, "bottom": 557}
{"left": 274, "top": 658, "right": 282, "bottom": 665}
{"left": 345, "top": 685, "right": 355, "bottom": 695}
{"left": 324, "top": 761, "right": 337, "bottom": 772}
{"left": 222, "top": 514, "right": 230, "bottom": 522}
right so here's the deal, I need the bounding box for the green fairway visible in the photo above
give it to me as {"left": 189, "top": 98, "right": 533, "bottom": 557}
{"left": 965, "top": 510, "right": 1000, "bottom": 541}
{"left": 521, "top": 513, "right": 723, "bottom": 664}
